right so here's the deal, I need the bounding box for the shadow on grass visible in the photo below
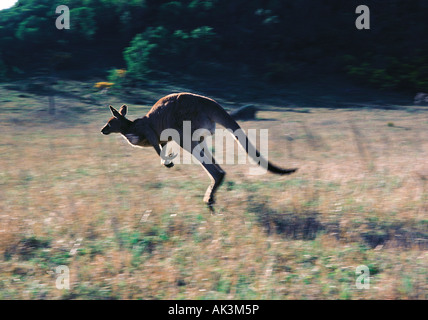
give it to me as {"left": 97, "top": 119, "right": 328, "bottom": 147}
{"left": 247, "top": 197, "right": 428, "bottom": 249}
{"left": 247, "top": 197, "right": 324, "bottom": 240}
{"left": 4, "top": 236, "right": 50, "bottom": 261}
{"left": 361, "top": 222, "right": 428, "bottom": 249}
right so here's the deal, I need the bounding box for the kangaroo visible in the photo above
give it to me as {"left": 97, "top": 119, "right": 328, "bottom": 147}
{"left": 101, "top": 92, "right": 297, "bottom": 207}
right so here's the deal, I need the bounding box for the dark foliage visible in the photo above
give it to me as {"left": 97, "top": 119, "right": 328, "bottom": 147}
{"left": 0, "top": 0, "right": 427, "bottom": 91}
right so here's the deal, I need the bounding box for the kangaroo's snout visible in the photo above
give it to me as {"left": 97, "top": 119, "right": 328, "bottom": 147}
{"left": 101, "top": 126, "right": 110, "bottom": 135}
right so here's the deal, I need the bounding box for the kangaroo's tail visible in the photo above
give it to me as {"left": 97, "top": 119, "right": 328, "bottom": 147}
{"left": 210, "top": 102, "right": 298, "bottom": 175}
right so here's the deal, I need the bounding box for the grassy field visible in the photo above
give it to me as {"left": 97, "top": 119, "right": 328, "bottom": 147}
{"left": 0, "top": 78, "right": 427, "bottom": 299}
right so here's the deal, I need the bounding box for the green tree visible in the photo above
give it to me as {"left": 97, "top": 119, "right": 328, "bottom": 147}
{"left": 124, "top": 34, "right": 157, "bottom": 81}
{"left": 70, "top": 7, "right": 97, "bottom": 40}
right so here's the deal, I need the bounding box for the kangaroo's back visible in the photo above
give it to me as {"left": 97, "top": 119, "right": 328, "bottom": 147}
{"left": 145, "top": 93, "right": 229, "bottom": 134}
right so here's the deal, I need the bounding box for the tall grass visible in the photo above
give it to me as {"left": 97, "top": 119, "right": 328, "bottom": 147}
{"left": 0, "top": 82, "right": 427, "bottom": 299}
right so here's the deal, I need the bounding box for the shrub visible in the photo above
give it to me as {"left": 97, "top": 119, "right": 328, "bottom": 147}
{"left": 123, "top": 34, "right": 157, "bottom": 81}
{"left": 344, "top": 55, "right": 428, "bottom": 91}
{"left": 107, "top": 68, "right": 128, "bottom": 88}
{"left": 0, "top": 55, "right": 7, "bottom": 81}
{"left": 94, "top": 82, "right": 114, "bottom": 89}
{"left": 16, "top": 16, "right": 47, "bottom": 42}
{"left": 123, "top": 25, "right": 218, "bottom": 81}
{"left": 70, "top": 7, "right": 97, "bottom": 40}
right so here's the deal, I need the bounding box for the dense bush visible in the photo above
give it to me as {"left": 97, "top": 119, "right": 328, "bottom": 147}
{"left": 123, "top": 25, "right": 218, "bottom": 80}
{"left": 123, "top": 34, "right": 157, "bottom": 81}
{"left": 0, "top": 55, "right": 7, "bottom": 80}
{"left": 343, "top": 55, "right": 428, "bottom": 91}
{"left": 0, "top": 0, "right": 427, "bottom": 92}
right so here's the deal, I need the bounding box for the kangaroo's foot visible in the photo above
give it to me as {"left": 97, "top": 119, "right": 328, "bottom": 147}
{"left": 207, "top": 203, "right": 215, "bottom": 214}
{"left": 203, "top": 171, "right": 225, "bottom": 207}
{"left": 204, "top": 193, "right": 216, "bottom": 214}
{"left": 164, "top": 161, "right": 174, "bottom": 168}
{"left": 203, "top": 187, "right": 215, "bottom": 205}
{"left": 162, "top": 152, "right": 177, "bottom": 168}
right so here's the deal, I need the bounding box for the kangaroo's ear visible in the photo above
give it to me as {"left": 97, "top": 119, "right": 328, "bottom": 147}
{"left": 109, "top": 105, "right": 122, "bottom": 118}
{"left": 119, "top": 105, "right": 127, "bottom": 116}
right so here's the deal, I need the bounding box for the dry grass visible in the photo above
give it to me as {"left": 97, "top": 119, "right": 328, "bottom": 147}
{"left": 0, "top": 81, "right": 427, "bottom": 299}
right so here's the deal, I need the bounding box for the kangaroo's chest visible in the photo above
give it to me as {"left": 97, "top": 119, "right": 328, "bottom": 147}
{"left": 123, "top": 134, "right": 151, "bottom": 147}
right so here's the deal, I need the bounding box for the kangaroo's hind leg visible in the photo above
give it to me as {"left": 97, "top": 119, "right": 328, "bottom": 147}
{"left": 200, "top": 158, "right": 225, "bottom": 206}
{"left": 183, "top": 139, "right": 226, "bottom": 207}
{"left": 197, "top": 137, "right": 226, "bottom": 206}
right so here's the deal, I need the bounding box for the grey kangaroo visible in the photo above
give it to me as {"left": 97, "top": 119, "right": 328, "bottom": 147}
{"left": 101, "top": 93, "right": 297, "bottom": 207}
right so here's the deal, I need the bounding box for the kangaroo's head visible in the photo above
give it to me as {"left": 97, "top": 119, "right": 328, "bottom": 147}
{"left": 101, "top": 105, "right": 130, "bottom": 135}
